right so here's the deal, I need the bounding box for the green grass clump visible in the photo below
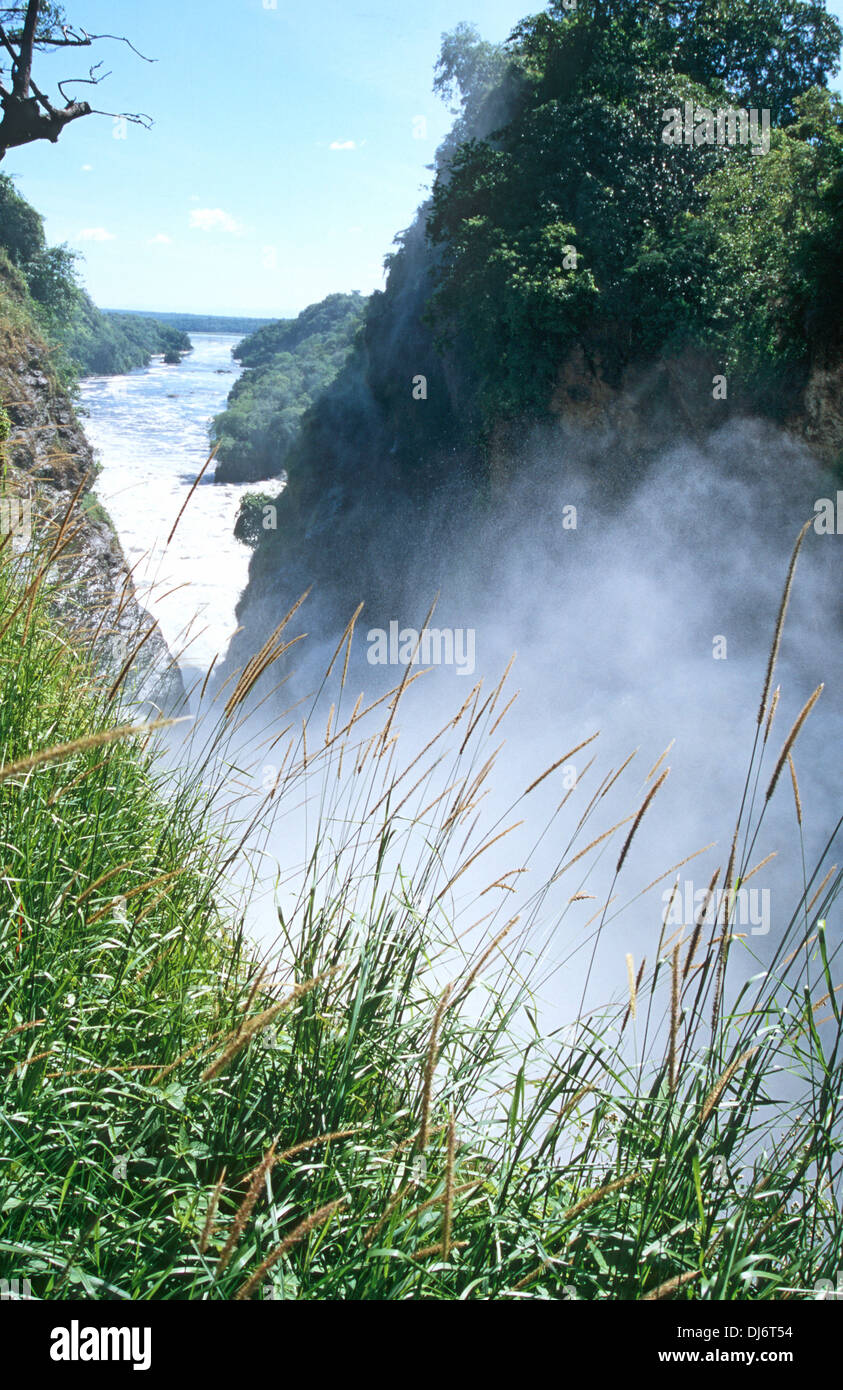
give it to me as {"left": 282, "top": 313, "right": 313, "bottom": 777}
{"left": 0, "top": 506, "right": 840, "bottom": 1300}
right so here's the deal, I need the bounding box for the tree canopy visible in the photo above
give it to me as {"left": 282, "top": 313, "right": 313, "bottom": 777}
{"left": 0, "top": 173, "right": 189, "bottom": 378}
{"left": 426, "top": 0, "right": 843, "bottom": 422}
{"left": 212, "top": 294, "right": 368, "bottom": 484}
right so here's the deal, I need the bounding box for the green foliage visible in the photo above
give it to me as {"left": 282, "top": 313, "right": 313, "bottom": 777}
{"left": 233, "top": 294, "right": 365, "bottom": 369}
{"left": 0, "top": 526, "right": 839, "bottom": 1299}
{"left": 431, "top": 21, "right": 513, "bottom": 165}
{"left": 428, "top": 70, "right": 725, "bottom": 416}
{"left": 212, "top": 293, "right": 367, "bottom": 483}
{"left": 0, "top": 246, "right": 35, "bottom": 356}
{"left": 0, "top": 176, "right": 191, "bottom": 382}
{"left": 426, "top": 2, "right": 843, "bottom": 428}
{"left": 518, "top": 0, "right": 843, "bottom": 119}
{"left": 24, "top": 244, "right": 80, "bottom": 332}
{"left": 787, "top": 86, "right": 843, "bottom": 352}
{"left": 40, "top": 295, "right": 191, "bottom": 380}
{"left": 234, "top": 492, "right": 276, "bottom": 547}
{"left": 433, "top": 20, "right": 506, "bottom": 108}
{"left": 652, "top": 89, "right": 843, "bottom": 411}
{"left": 0, "top": 174, "right": 46, "bottom": 264}
{"left": 94, "top": 310, "right": 189, "bottom": 370}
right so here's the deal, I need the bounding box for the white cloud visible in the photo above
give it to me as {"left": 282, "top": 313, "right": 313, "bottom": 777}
{"left": 329, "top": 140, "right": 357, "bottom": 151}
{"left": 76, "top": 227, "right": 115, "bottom": 242}
{"left": 189, "top": 207, "right": 242, "bottom": 233}
{"left": 148, "top": 233, "right": 172, "bottom": 245}
{"left": 81, "top": 164, "right": 93, "bottom": 173}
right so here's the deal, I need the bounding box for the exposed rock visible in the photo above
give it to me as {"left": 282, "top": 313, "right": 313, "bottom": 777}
{"left": 221, "top": 312, "right": 842, "bottom": 694}
{"left": 0, "top": 332, "right": 185, "bottom": 712}
{"left": 543, "top": 342, "right": 843, "bottom": 479}
{"left": 791, "top": 350, "right": 843, "bottom": 473}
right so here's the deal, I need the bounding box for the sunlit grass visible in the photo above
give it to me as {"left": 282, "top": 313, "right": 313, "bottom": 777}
{"left": 0, "top": 502, "right": 840, "bottom": 1300}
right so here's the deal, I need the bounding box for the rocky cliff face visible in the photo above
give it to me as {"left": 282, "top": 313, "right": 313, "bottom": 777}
{"left": 0, "top": 329, "right": 184, "bottom": 711}
{"left": 792, "top": 352, "right": 843, "bottom": 472}
{"left": 222, "top": 323, "right": 842, "bottom": 693}
{"left": 543, "top": 345, "right": 843, "bottom": 481}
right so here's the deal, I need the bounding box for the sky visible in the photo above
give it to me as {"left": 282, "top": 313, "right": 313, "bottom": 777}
{"left": 6, "top": 0, "right": 843, "bottom": 318}
{"left": 5, "top": 0, "right": 532, "bottom": 316}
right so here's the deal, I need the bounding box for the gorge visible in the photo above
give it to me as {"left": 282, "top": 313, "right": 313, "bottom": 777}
{"left": 0, "top": 0, "right": 841, "bottom": 1312}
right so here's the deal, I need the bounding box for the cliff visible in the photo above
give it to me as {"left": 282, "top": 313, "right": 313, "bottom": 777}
{"left": 0, "top": 270, "right": 184, "bottom": 711}
{"left": 222, "top": 257, "right": 843, "bottom": 681}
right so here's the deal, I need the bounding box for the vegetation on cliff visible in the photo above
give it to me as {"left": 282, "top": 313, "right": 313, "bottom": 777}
{"left": 427, "top": 5, "right": 843, "bottom": 426}
{"left": 222, "top": 3, "right": 843, "bottom": 613}
{"left": 0, "top": 516, "right": 840, "bottom": 1299}
{"left": 211, "top": 292, "right": 367, "bottom": 483}
{"left": 0, "top": 174, "right": 190, "bottom": 382}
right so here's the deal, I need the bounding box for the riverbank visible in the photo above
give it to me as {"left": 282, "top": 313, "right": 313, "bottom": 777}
{"left": 0, "top": 258, "right": 182, "bottom": 710}
{"left": 82, "top": 333, "right": 257, "bottom": 679}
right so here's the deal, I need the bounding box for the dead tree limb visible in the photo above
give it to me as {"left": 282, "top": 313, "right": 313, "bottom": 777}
{"left": 0, "top": 1, "right": 154, "bottom": 159}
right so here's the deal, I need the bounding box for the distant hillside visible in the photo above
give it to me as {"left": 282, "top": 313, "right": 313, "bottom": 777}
{"left": 65, "top": 298, "right": 190, "bottom": 376}
{"left": 111, "top": 311, "right": 273, "bottom": 335}
{"left": 211, "top": 292, "right": 367, "bottom": 484}
{"left": 232, "top": 294, "right": 365, "bottom": 369}
{"left": 0, "top": 175, "right": 190, "bottom": 380}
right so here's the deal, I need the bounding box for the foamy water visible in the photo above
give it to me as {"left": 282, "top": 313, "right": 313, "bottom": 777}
{"left": 80, "top": 332, "right": 256, "bottom": 679}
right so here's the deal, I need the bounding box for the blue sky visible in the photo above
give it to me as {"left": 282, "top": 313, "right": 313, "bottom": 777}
{"left": 6, "top": 0, "right": 843, "bottom": 317}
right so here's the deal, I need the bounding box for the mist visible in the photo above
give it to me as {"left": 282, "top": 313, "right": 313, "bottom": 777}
{"left": 192, "top": 410, "right": 841, "bottom": 1041}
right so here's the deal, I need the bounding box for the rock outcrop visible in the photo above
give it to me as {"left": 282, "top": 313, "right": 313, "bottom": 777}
{"left": 0, "top": 330, "right": 184, "bottom": 712}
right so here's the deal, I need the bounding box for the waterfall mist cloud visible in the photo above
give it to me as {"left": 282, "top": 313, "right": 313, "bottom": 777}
{"left": 215, "top": 412, "right": 841, "bottom": 1026}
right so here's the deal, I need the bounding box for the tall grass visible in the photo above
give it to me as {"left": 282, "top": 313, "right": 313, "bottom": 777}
{"left": 0, "top": 500, "right": 840, "bottom": 1300}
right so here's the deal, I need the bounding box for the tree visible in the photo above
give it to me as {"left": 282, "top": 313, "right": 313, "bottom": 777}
{"left": 234, "top": 493, "right": 277, "bottom": 548}
{"left": 0, "top": 168, "right": 44, "bottom": 258}
{"left": 431, "top": 22, "right": 514, "bottom": 166}
{"left": 426, "top": 2, "right": 843, "bottom": 427}
{"left": 515, "top": 0, "right": 843, "bottom": 120}
{"left": 0, "top": 1, "right": 153, "bottom": 160}
{"left": 24, "top": 241, "right": 78, "bottom": 324}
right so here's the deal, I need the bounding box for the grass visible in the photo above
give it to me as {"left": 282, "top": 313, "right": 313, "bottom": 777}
{"left": 0, "top": 251, "right": 35, "bottom": 355}
{"left": 0, "top": 497, "right": 840, "bottom": 1301}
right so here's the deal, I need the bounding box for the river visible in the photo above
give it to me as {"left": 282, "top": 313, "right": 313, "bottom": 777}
{"left": 79, "top": 332, "right": 256, "bottom": 680}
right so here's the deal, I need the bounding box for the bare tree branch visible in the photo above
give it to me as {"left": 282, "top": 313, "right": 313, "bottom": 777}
{"left": 0, "top": 1, "right": 155, "bottom": 160}
{"left": 57, "top": 61, "right": 110, "bottom": 100}
{"left": 79, "top": 32, "right": 155, "bottom": 64}
{"left": 24, "top": 27, "right": 155, "bottom": 63}
{"left": 88, "top": 108, "right": 152, "bottom": 130}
